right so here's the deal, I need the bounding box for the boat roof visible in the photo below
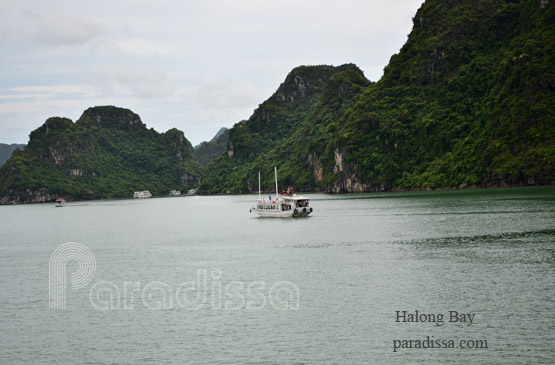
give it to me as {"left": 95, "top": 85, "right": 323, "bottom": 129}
{"left": 280, "top": 194, "right": 309, "bottom": 200}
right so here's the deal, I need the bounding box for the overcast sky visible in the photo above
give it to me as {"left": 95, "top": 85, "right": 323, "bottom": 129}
{"left": 0, "top": 0, "right": 424, "bottom": 146}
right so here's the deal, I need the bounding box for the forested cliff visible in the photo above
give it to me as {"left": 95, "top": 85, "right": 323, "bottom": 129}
{"left": 199, "top": 0, "right": 554, "bottom": 193}
{"left": 1, "top": 0, "right": 553, "bottom": 203}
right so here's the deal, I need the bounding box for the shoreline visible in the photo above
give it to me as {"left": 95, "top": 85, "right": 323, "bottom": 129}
{"left": 1, "top": 183, "right": 553, "bottom": 206}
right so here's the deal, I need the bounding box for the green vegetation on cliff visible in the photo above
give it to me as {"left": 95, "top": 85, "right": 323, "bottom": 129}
{"left": 1, "top": 0, "right": 553, "bottom": 202}
{"left": 198, "top": 64, "right": 370, "bottom": 193}
{"left": 192, "top": 127, "right": 229, "bottom": 167}
{"left": 334, "top": 0, "right": 555, "bottom": 189}
{"left": 0, "top": 106, "right": 202, "bottom": 203}
{"left": 0, "top": 143, "right": 25, "bottom": 167}
{"left": 199, "top": 0, "right": 554, "bottom": 193}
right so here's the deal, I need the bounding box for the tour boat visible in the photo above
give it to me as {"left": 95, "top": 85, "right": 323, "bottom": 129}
{"left": 169, "top": 190, "right": 181, "bottom": 196}
{"left": 133, "top": 190, "right": 152, "bottom": 198}
{"left": 250, "top": 167, "right": 312, "bottom": 218}
{"left": 55, "top": 198, "right": 66, "bottom": 207}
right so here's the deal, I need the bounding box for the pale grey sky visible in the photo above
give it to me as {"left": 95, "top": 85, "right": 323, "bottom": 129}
{"left": 0, "top": 0, "right": 424, "bottom": 145}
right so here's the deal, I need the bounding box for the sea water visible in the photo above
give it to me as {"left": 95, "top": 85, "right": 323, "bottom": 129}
{"left": 0, "top": 186, "right": 554, "bottom": 364}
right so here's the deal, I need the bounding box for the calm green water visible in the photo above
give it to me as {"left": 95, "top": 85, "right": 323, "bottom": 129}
{"left": 0, "top": 186, "right": 554, "bottom": 364}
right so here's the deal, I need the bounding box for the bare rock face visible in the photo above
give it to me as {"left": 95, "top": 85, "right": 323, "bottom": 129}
{"left": 180, "top": 172, "right": 192, "bottom": 185}
{"left": 275, "top": 66, "right": 332, "bottom": 104}
{"left": 327, "top": 147, "right": 383, "bottom": 193}
{"left": 1, "top": 188, "right": 57, "bottom": 205}
{"left": 333, "top": 147, "right": 346, "bottom": 174}
{"left": 80, "top": 106, "right": 145, "bottom": 131}
{"left": 48, "top": 147, "right": 64, "bottom": 165}
{"left": 69, "top": 168, "right": 83, "bottom": 176}
{"left": 329, "top": 178, "right": 372, "bottom": 193}
{"left": 294, "top": 75, "right": 307, "bottom": 97}
{"left": 307, "top": 152, "right": 323, "bottom": 183}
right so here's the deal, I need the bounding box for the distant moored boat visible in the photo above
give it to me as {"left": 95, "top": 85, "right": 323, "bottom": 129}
{"left": 133, "top": 190, "right": 152, "bottom": 198}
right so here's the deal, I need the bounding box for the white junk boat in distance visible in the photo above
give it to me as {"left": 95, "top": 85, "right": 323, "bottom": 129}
{"left": 133, "top": 190, "right": 152, "bottom": 198}
{"left": 250, "top": 167, "right": 312, "bottom": 218}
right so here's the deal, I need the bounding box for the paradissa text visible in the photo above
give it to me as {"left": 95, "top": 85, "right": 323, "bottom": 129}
{"left": 393, "top": 336, "right": 488, "bottom": 352}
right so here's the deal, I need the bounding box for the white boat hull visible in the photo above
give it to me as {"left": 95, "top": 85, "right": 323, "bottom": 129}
{"left": 250, "top": 207, "right": 312, "bottom": 218}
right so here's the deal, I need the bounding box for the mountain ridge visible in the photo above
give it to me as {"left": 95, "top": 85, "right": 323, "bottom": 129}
{"left": 198, "top": 63, "right": 370, "bottom": 193}
{"left": 0, "top": 106, "right": 202, "bottom": 204}
{"left": 0, "top": 143, "right": 25, "bottom": 167}
{"left": 1, "top": 0, "right": 553, "bottom": 204}
{"left": 199, "top": 0, "right": 554, "bottom": 193}
{"left": 192, "top": 127, "right": 230, "bottom": 167}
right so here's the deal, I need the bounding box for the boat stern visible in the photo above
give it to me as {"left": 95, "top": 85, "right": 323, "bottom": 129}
{"left": 292, "top": 206, "right": 313, "bottom": 217}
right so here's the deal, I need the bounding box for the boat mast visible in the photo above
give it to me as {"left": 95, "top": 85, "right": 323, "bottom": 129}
{"left": 274, "top": 166, "right": 278, "bottom": 197}
{"left": 258, "top": 171, "right": 261, "bottom": 200}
